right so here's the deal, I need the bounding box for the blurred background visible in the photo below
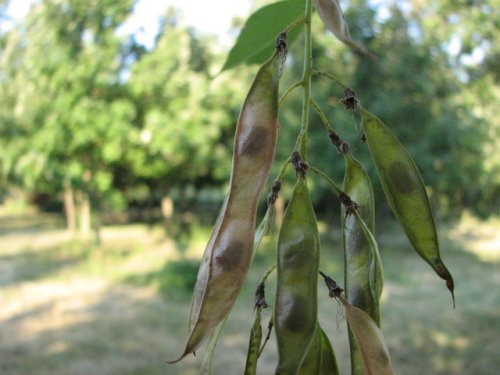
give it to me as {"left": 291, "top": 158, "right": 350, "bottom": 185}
{"left": 0, "top": 0, "right": 498, "bottom": 374}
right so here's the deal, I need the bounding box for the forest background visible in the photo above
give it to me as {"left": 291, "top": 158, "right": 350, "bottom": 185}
{"left": 0, "top": 0, "right": 498, "bottom": 374}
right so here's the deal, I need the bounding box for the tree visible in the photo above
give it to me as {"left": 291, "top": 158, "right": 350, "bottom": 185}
{"left": 0, "top": 0, "right": 136, "bottom": 239}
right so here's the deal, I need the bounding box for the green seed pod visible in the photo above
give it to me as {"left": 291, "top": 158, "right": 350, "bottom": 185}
{"left": 319, "top": 328, "right": 339, "bottom": 375}
{"left": 297, "top": 325, "right": 321, "bottom": 375}
{"left": 360, "top": 107, "right": 454, "bottom": 304}
{"left": 299, "top": 325, "right": 340, "bottom": 375}
{"left": 244, "top": 311, "right": 263, "bottom": 375}
{"left": 275, "top": 177, "right": 320, "bottom": 375}
{"left": 342, "top": 154, "right": 382, "bottom": 375}
{"left": 169, "top": 52, "right": 280, "bottom": 363}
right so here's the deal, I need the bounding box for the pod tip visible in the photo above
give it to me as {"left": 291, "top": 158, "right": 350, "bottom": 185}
{"left": 165, "top": 350, "right": 195, "bottom": 364}
{"left": 446, "top": 278, "right": 455, "bottom": 309}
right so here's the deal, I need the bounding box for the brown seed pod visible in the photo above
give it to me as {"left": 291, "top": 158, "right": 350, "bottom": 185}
{"left": 169, "top": 51, "right": 281, "bottom": 363}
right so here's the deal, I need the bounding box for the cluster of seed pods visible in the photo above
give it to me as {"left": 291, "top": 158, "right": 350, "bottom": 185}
{"left": 170, "top": 1, "right": 454, "bottom": 373}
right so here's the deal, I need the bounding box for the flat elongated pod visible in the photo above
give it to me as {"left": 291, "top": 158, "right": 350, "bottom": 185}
{"left": 342, "top": 299, "right": 394, "bottom": 375}
{"left": 169, "top": 52, "right": 280, "bottom": 362}
{"left": 342, "top": 155, "right": 382, "bottom": 374}
{"left": 319, "top": 328, "right": 339, "bottom": 375}
{"left": 297, "top": 324, "right": 321, "bottom": 375}
{"left": 361, "top": 108, "right": 454, "bottom": 304}
{"left": 275, "top": 177, "right": 320, "bottom": 375}
{"left": 244, "top": 311, "right": 263, "bottom": 375}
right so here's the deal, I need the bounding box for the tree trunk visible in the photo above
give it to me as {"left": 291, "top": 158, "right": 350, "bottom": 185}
{"left": 161, "top": 194, "right": 174, "bottom": 222}
{"left": 77, "top": 190, "right": 91, "bottom": 239}
{"left": 63, "top": 182, "right": 76, "bottom": 233}
{"left": 93, "top": 210, "right": 101, "bottom": 246}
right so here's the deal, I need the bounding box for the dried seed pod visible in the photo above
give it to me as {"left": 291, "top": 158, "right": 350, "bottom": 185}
{"left": 169, "top": 51, "right": 280, "bottom": 363}
{"left": 275, "top": 177, "right": 320, "bottom": 374}
{"left": 342, "top": 299, "right": 394, "bottom": 375}
{"left": 314, "top": 0, "right": 374, "bottom": 58}
{"left": 360, "top": 107, "right": 455, "bottom": 305}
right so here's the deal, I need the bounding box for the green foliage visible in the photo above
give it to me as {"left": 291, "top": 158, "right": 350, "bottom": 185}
{"left": 0, "top": 0, "right": 498, "bottom": 220}
{"left": 220, "top": 0, "right": 304, "bottom": 72}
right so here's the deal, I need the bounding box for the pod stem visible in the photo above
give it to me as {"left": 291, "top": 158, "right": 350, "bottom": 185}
{"left": 274, "top": 156, "right": 291, "bottom": 183}
{"left": 312, "top": 70, "right": 347, "bottom": 90}
{"left": 298, "top": 0, "right": 313, "bottom": 160}
{"left": 309, "top": 165, "right": 343, "bottom": 196}
{"left": 310, "top": 98, "right": 334, "bottom": 133}
{"left": 279, "top": 80, "right": 303, "bottom": 106}
{"left": 260, "top": 265, "right": 276, "bottom": 285}
{"left": 283, "top": 15, "right": 306, "bottom": 34}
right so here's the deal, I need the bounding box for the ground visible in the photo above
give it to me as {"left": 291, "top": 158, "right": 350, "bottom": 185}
{"left": 0, "top": 209, "right": 499, "bottom": 375}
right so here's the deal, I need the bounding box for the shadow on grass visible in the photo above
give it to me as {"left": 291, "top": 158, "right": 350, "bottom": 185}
{"left": 0, "top": 285, "right": 204, "bottom": 375}
{"left": 123, "top": 258, "right": 199, "bottom": 301}
{"left": 0, "top": 243, "right": 87, "bottom": 287}
{"left": 0, "top": 214, "right": 64, "bottom": 236}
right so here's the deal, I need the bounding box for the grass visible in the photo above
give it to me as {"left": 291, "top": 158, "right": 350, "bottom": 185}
{"left": 0, "top": 210, "right": 499, "bottom": 375}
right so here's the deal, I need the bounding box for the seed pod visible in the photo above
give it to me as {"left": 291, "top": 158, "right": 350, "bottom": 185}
{"left": 297, "top": 324, "right": 321, "bottom": 375}
{"left": 341, "top": 299, "right": 394, "bottom": 375}
{"left": 244, "top": 310, "right": 263, "bottom": 375}
{"left": 342, "top": 154, "right": 382, "bottom": 374}
{"left": 314, "top": 0, "right": 374, "bottom": 58}
{"left": 200, "top": 318, "right": 227, "bottom": 375}
{"left": 319, "top": 328, "right": 339, "bottom": 375}
{"left": 275, "top": 177, "right": 320, "bottom": 374}
{"left": 169, "top": 52, "right": 280, "bottom": 363}
{"left": 360, "top": 108, "right": 455, "bottom": 305}
{"left": 300, "top": 325, "right": 340, "bottom": 375}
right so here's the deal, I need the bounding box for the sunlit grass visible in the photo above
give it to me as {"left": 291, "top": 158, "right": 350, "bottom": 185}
{"left": 0, "top": 211, "right": 499, "bottom": 375}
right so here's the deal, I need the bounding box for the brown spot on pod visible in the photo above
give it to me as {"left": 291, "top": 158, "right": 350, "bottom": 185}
{"left": 241, "top": 126, "right": 267, "bottom": 156}
{"left": 215, "top": 241, "right": 245, "bottom": 271}
{"left": 389, "top": 161, "right": 414, "bottom": 194}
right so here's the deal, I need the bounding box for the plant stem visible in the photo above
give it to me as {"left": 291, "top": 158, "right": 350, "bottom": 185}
{"left": 276, "top": 156, "right": 291, "bottom": 181}
{"left": 310, "top": 98, "right": 334, "bottom": 133}
{"left": 298, "top": 0, "right": 313, "bottom": 160}
{"left": 279, "top": 81, "right": 303, "bottom": 106}
{"left": 283, "top": 16, "right": 306, "bottom": 34}
{"left": 260, "top": 265, "right": 276, "bottom": 284}
{"left": 309, "top": 165, "right": 343, "bottom": 195}
{"left": 312, "top": 70, "right": 346, "bottom": 89}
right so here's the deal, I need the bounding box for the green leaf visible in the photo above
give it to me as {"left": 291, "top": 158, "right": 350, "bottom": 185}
{"left": 220, "top": 0, "right": 304, "bottom": 72}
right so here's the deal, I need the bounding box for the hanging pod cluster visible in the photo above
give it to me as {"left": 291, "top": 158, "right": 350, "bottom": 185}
{"left": 169, "top": 45, "right": 284, "bottom": 362}
{"left": 170, "top": 0, "right": 456, "bottom": 373}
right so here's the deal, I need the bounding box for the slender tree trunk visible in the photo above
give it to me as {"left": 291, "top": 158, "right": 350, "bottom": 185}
{"left": 93, "top": 210, "right": 101, "bottom": 246}
{"left": 161, "top": 194, "right": 174, "bottom": 222}
{"left": 77, "top": 190, "right": 91, "bottom": 239}
{"left": 63, "top": 182, "right": 77, "bottom": 233}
